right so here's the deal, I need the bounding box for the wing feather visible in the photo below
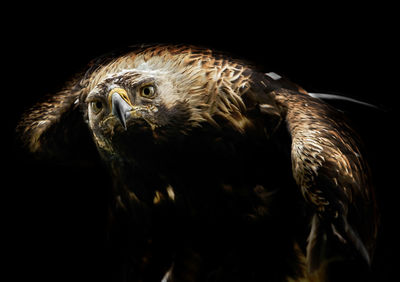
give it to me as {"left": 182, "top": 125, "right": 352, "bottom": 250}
{"left": 276, "top": 88, "right": 377, "bottom": 269}
{"left": 15, "top": 73, "right": 97, "bottom": 162}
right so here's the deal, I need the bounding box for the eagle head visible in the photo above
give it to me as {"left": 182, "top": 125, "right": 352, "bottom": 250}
{"left": 84, "top": 69, "right": 197, "bottom": 156}
{"left": 83, "top": 49, "right": 252, "bottom": 158}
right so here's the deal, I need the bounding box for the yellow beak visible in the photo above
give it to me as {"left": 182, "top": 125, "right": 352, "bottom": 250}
{"left": 108, "top": 88, "right": 133, "bottom": 130}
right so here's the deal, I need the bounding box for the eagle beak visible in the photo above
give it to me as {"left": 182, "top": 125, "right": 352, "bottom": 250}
{"left": 108, "top": 88, "right": 133, "bottom": 130}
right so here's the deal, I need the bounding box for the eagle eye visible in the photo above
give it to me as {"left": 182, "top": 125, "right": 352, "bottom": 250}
{"left": 90, "top": 100, "right": 104, "bottom": 114}
{"left": 140, "top": 85, "right": 156, "bottom": 98}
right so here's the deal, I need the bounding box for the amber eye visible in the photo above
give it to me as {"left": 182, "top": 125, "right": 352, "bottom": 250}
{"left": 90, "top": 100, "right": 104, "bottom": 114}
{"left": 140, "top": 85, "right": 156, "bottom": 98}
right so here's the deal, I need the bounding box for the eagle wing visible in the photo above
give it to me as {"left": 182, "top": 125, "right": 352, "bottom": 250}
{"left": 16, "top": 75, "right": 86, "bottom": 158}
{"left": 249, "top": 73, "right": 378, "bottom": 272}
{"left": 15, "top": 48, "right": 126, "bottom": 160}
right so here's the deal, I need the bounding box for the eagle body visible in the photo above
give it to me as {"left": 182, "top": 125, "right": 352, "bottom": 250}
{"left": 17, "top": 45, "right": 378, "bottom": 281}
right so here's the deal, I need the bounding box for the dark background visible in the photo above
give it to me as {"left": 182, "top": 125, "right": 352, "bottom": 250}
{"left": 5, "top": 4, "right": 398, "bottom": 281}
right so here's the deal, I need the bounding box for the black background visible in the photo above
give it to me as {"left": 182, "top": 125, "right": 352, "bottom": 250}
{"left": 5, "top": 4, "right": 398, "bottom": 281}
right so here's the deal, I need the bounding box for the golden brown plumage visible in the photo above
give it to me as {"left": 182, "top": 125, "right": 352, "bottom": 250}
{"left": 17, "top": 44, "right": 378, "bottom": 281}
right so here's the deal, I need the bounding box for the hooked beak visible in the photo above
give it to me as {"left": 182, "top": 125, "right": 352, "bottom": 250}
{"left": 108, "top": 88, "right": 133, "bottom": 130}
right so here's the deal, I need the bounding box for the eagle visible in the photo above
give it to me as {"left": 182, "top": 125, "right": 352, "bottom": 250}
{"left": 17, "top": 44, "right": 378, "bottom": 282}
